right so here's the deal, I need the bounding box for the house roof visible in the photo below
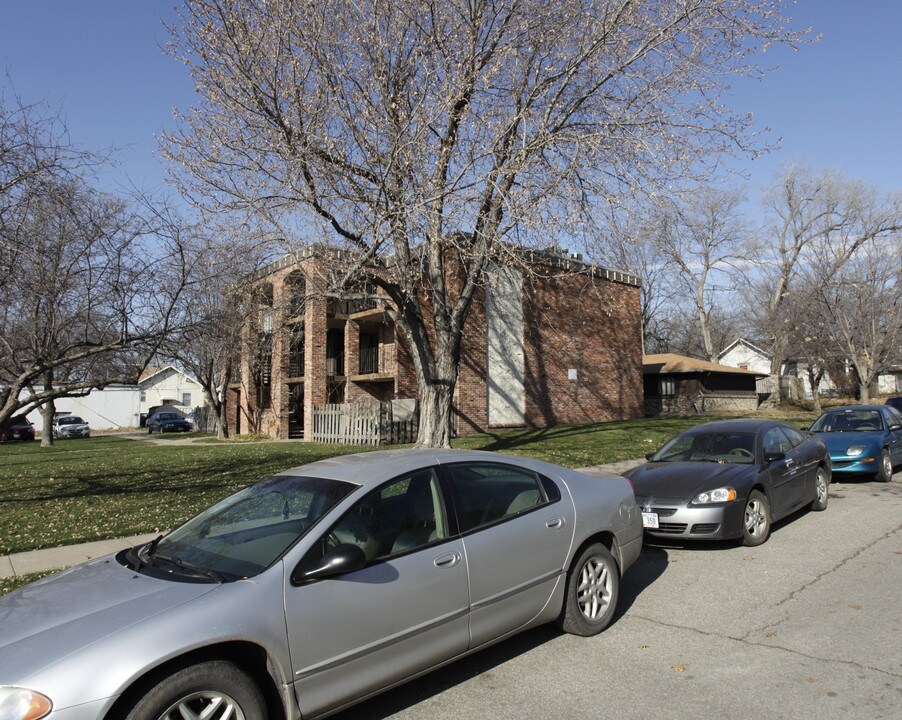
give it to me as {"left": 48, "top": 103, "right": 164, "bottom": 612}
{"left": 718, "top": 337, "right": 772, "bottom": 362}
{"left": 138, "top": 365, "right": 200, "bottom": 386}
{"left": 643, "top": 353, "right": 767, "bottom": 377}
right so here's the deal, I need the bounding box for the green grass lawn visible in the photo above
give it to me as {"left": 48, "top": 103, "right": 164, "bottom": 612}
{"left": 1, "top": 411, "right": 816, "bottom": 556}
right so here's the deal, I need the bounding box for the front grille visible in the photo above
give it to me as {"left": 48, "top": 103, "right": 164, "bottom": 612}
{"left": 691, "top": 523, "right": 720, "bottom": 534}
{"left": 656, "top": 522, "right": 688, "bottom": 534}
{"left": 650, "top": 507, "right": 677, "bottom": 517}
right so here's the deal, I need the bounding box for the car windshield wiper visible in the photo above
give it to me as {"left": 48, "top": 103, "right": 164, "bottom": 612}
{"left": 150, "top": 552, "right": 226, "bottom": 583}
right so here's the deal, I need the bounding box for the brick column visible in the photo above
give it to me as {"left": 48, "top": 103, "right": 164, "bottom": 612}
{"left": 304, "top": 297, "right": 329, "bottom": 440}
{"left": 344, "top": 319, "right": 363, "bottom": 401}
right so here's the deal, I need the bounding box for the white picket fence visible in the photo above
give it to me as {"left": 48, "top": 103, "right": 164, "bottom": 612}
{"left": 312, "top": 400, "right": 418, "bottom": 445}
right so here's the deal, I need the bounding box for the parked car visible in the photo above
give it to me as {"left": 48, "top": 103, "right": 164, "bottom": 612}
{"left": 624, "top": 419, "right": 830, "bottom": 546}
{"left": 809, "top": 405, "right": 902, "bottom": 482}
{"left": 51, "top": 415, "right": 90, "bottom": 439}
{"left": 146, "top": 411, "right": 193, "bottom": 434}
{"left": 0, "top": 449, "right": 642, "bottom": 720}
{"left": 0, "top": 414, "right": 35, "bottom": 442}
{"left": 884, "top": 396, "right": 902, "bottom": 413}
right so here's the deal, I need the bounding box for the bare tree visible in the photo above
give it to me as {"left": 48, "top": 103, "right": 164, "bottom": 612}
{"left": 591, "top": 200, "right": 679, "bottom": 354}
{"left": 815, "top": 236, "right": 902, "bottom": 404}
{"left": 157, "top": 233, "right": 276, "bottom": 439}
{"left": 0, "top": 176, "right": 194, "bottom": 443}
{"left": 164, "top": 0, "right": 806, "bottom": 447}
{"left": 655, "top": 186, "right": 751, "bottom": 362}
{"left": 751, "top": 165, "right": 902, "bottom": 403}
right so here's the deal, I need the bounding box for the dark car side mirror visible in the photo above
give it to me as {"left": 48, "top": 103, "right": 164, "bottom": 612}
{"left": 293, "top": 543, "right": 367, "bottom": 584}
{"left": 764, "top": 451, "right": 785, "bottom": 464}
{"left": 645, "top": 451, "right": 656, "bottom": 461}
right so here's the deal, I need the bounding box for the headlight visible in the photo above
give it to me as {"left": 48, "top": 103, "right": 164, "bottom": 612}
{"left": 846, "top": 445, "right": 865, "bottom": 457}
{"left": 693, "top": 487, "right": 737, "bottom": 504}
{"left": 0, "top": 687, "right": 52, "bottom": 720}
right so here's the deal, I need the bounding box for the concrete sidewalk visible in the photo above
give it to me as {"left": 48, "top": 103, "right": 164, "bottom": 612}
{"left": 1, "top": 532, "right": 162, "bottom": 580}
{"left": 1, "top": 459, "right": 645, "bottom": 581}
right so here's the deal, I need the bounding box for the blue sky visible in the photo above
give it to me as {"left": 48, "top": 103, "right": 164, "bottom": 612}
{"left": 1, "top": 1, "right": 900, "bottom": 201}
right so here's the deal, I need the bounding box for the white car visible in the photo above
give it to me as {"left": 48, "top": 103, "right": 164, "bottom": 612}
{"left": 52, "top": 415, "right": 91, "bottom": 439}
{"left": 0, "top": 449, "right": 641, "bottom": 720}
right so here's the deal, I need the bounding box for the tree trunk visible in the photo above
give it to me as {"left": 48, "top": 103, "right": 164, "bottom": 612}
{"left": 415, "top": 378, "right": 456, "bottom": 448}
{"left": 40, "top": 398, "right": 56, "bottom": 448}
{"left": 217, "top": 391, "right": 229, "bottom": 440}
{"left": 807, "top": 367, "right": 823, "bottom": 413}
{"left": 768, "top": 353, "right": 785, "bottom": 406}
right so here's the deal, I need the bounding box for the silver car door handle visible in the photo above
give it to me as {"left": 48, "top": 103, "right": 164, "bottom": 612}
{"left": 546, "top": 516, "right": 564, "bottom": 529}
{"left": 434, "top": 552, "right": 461, "bottom": 568}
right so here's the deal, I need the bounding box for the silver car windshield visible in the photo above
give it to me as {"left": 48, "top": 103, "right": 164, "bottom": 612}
{"left": 146, "top": 475, "right": 356, "bottom": 580}
{"left": 652, "top": 431, "right": 757, "bottom": 464}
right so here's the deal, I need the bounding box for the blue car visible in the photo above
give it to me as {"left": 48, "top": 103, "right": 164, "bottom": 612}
{"left": 809, "top": 405, "right": 902, "bottom": 482}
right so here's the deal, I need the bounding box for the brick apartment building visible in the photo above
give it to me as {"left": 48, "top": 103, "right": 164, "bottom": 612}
{"left": 227, "top": 248, "right": 643, "bottom": 440}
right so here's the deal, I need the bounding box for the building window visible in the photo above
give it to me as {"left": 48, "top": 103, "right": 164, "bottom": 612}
{"left": 140, "top": 390, "right": 146, "bottom": 402}
{"left": 182, "top": 392, "right": 192, "bottom": 407}
{"left": 658, "top": 377, "right": 676, "bottom": 397}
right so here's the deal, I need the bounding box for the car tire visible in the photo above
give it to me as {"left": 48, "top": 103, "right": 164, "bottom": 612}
{"left": 742, "top": 490, "right": 771, "bottom": 546}
{"left": 557, "top": 542, "right": 619, "bottom": 636}
{"left": 876, "top": 449, "right": 892, "bottom": 483}
{"left": 811, "top": 466, "right": 829, "bottom": 511}
{"left": 147, "top": 426, "right": 153, "bottom": 434}
{"left": 124, "top": 660, "right": 265, "bottom": 720}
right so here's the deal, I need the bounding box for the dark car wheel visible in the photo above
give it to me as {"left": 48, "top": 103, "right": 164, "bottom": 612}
{"left": 557, "top": 543, "right": 619, "bottom": 636}
{"left": 876, "top": 449, "right": 892, "bottom": 483}
{"left": 742, "top": 490, "right": 771, "bottom": 546}
{"left": 811, "top": 466, "right": 829, "bottom": 511}
{"left": 124, "top": 660, "right": 265, "bottom": 720}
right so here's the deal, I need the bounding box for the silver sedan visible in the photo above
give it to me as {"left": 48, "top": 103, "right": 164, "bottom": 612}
{"left": 0, "top": 449, "right": 641, "bottom": 720}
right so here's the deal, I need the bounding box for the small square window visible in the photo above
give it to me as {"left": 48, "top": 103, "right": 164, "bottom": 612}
{"left": 182, "top": 392, "right": 192, "bottom": 407}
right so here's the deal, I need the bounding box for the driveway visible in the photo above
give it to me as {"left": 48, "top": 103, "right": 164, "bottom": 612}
{"left": 330, "top": 477, "right": 902, "bottom": 720}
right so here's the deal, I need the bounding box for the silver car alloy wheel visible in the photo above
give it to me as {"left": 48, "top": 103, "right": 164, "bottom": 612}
{"left": 576, "top": 555, "right": 613, "bottom": 621}
{"left": 816, "top": 470, "right": 828, "bottom": 505}
{"left": 157, "top": 691, "right": 245, "bottom": 720}
{"left": 883, "top": 452, "right": 892, "bottom": 479}
{"left": 745, "top": 498, "right": 767, "bottom": 538}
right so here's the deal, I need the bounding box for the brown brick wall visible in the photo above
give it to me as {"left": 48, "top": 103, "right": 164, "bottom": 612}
{"left": 229, "top": 253, "right": 643, "bottom": 439}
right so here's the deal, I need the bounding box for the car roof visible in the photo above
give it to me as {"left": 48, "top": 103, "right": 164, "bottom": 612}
{"left": 275, "top": 448, "right": 550, "bottom": 487}
{"left": 818, "top": 405, "right": 886, "bottom": 413}
{"left": 681, "top": 419, "right": 783, "bottom": 435}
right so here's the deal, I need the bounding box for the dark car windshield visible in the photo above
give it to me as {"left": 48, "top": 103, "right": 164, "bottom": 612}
{"left": 141, "top": 475, "right": 357, "bottom": 580}
{"left": 651, "top": 430, "right": 757, "bottom": 464}
{"left": 811, "top": 409, "right": 884, "bottom": 433}
{"left": 155, "top": 413, "right": 181, "bottom": 421}
{"left": 58, "top": 416, "right": 84, "bottom": 425}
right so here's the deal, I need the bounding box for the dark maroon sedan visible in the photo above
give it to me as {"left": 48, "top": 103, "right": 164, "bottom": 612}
{"left": 0, "top": 414, "right": 36, "bottom": 442}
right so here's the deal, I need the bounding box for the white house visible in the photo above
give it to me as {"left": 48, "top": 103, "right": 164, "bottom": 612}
{"left": 718, "top": 338, "right": 838, "bottom": 400}
{"left": 717, "top": 338, "right": 773, "bottom": 375}
{"left": 139, "top": 366, "right": 205, "bottom": 416}
{"left": 25, "top": 384, "right": 141, "bottom": 430}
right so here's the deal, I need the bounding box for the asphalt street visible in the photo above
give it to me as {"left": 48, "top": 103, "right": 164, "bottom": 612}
{"left": 330, "top": 476, "right": 902, "bottom": 720}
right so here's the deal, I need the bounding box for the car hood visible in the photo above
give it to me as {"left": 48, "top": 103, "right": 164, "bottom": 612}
{"left": 625, "top": 461, "right": 753, "bottom": 500}
{"left": 0, "top": 555, "right": 217, "bottom": 683}
{"left": 814, "top": 431, "right": 884, "bottom": 456}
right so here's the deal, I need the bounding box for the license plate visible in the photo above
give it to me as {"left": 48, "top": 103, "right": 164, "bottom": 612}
{"left": 642, "top": 512, "right": 659, "bottom": 529}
